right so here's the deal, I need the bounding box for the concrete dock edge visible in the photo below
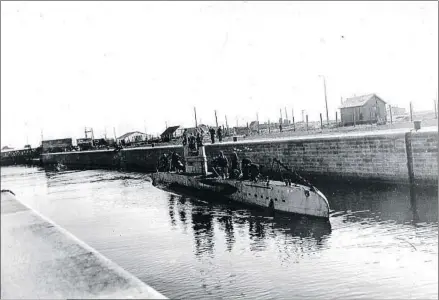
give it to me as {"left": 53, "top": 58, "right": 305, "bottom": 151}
{"left": 1, "top": 191, "right": 167, "bottom": 299}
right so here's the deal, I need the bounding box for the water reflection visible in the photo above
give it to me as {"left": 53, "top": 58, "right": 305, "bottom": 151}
{"left": 191, "top": 204, "right": 215, "bottom": 258}
{"left": 409, "top": 184, "right": 420, "bottom": 224}
{"left": 166, "top": 192, "right": 332, "bottom": 260}
{"left": 316, "top": 180, "right": 438, "bottom": 224}
{"left": 177, "top": 196, "right": 189, "bottom": 233}
{"left": 216, "top": 209, "right": 235, "bottom": 252}
{"left": 168, "top": 194, "right": 177, "bottom": 228}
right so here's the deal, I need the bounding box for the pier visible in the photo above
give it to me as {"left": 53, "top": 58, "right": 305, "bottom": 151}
{"left": 1, "top": 191, "right": 167, "bottom": 299}
{"left": 39, "top": 127, "right": 438, "bottom": 186}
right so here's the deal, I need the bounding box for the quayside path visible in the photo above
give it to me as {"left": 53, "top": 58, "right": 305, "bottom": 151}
{"left": 1, "top": 191, "right": 167, "bottom": 299}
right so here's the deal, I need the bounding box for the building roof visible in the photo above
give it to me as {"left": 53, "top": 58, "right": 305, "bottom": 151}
{"left": 160, "top": 126, "right": 180, "bottom": 137}
{"left": 117, "top": 131, "right": 145, "bottom": 140}
{"left": 340, "top": 94, "right": 386, "bottom": 109}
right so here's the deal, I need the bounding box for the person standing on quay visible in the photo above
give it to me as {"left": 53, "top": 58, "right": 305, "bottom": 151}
{"left": 182, "top": 129, "right": 188, "bottom": 146}
{"left": 209, "top": 127, "right": 216, "bottom": 144}
{"left": 217, "top": 126, "right": 223, "bottom": 142}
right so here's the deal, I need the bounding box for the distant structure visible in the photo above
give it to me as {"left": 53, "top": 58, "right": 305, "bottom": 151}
{"left": 42, "top": 138, "right": 73, "bottom": 153}
{"left": 177, "top": 124, "right": 209, "bottom": 136}
{"left": 249, "top": 121, "right": 259, "bottom": 133}
{"left": 340, "top": 94, "right": 387, "bottom": 126}
{"left": 160, "top": 126, "right": 180, "bottom": 142}
{"left": 1, "top": 146, "right": 14, "bottom": 151}
{"left": 387, "top": 105, "right": 407, "bottom": 116}
{"left": 116, "top": 131, "right": 147, "bottom": 145}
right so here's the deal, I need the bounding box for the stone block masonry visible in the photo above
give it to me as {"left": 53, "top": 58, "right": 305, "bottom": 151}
{"left": 41, "top": 128, "right": 438, "bottom": 185}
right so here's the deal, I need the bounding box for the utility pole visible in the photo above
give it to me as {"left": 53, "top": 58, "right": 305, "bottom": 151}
{"left": 256, "top": 112, "right": 260, "bottom": 134}
{"left": 113, "top": 127, "right": 117, "bottom": 140}
{"left": 214, "top": 110, "right": 218, "bottom": 128}
{"left": 279, "top": 109, "right": 283, "bottom": 124}
{"left": 319, "top": 75, "right": 329, "bottom": 125}
{"left": 225, "top": 115, "right": 229, "bottom": 134}
{"left": 194, "top": 107, "right": 198, "bottom": 128}
{"left": 284, "top": 107, "right": 288, "bottom": 123}
{"left": 301, "top": 110, "right": 305, "bottom": 123}
{"left": 410, "top": 102, "right": 413, "bottom": 122}
{"left": 435, "top": 92, "right": 438, "bottom": 119}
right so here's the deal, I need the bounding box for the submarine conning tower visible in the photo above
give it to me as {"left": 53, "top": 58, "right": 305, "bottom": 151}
{"left": 183, "top": 145, "right": 208, "bottom": 175}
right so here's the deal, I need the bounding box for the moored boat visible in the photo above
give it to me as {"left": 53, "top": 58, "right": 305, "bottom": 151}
{"left": 151, "top": 144, "right": 330, "bottom": 219}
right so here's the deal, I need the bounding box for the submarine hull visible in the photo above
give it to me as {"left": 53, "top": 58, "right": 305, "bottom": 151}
{"left": 151, "top": 172, "right": 330, "bottom": 219}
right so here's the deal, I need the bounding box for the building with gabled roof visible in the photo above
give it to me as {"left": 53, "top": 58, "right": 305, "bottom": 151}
{"left": 340, "top": 94, "right": 387, "bottom": 126}
{"left": 116, "top": 131, "right": 147, "bottom": 144}
{"left": 160, "top": 126, "right": 180, "bottom": 142}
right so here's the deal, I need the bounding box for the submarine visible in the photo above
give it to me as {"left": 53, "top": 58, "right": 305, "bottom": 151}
{"left": 151, "top": 144, "right": 330, "bottom": 219}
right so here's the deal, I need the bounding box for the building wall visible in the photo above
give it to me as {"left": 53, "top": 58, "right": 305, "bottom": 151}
{"left": 41, "top": 129, "right": 438, "bottom": 185}
{"left": 341, "top": 96, "right": 387, "bottom": 126}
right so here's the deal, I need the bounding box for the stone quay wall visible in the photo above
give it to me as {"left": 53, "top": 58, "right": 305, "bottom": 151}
{"left": 41, "top": 128, "right": 438, "bottom": 185}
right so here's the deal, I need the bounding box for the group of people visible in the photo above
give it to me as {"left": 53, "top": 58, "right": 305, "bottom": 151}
{"left": 181, "top": 126, "right": 224, "bottom": 149}
{"left": 212, "top": 151, "right": 263, "bottom": 182}
{"left": 209, "top": 126, "right": 223, "bottom": 144}
{"left": 182, "top": 128, "right": 204, "bottom": 155}
{"left": 157, "top": 149, "right": 263, "bottom": 182}
{"left": 157, "top": 151, "right": 185, "bottom": 172}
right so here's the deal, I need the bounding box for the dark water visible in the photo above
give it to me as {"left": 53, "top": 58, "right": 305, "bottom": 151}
{"left": 1, "top": 166, "right": 437, "bottom": 299}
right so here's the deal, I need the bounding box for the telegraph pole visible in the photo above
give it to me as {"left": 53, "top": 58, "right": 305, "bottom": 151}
{"left": 319, "top": 75, "right": 329, "bottom": 124}
{"left": 214, "top": 110, "right": 218, "bottom": 128}
{"left": 284, "top": 107, "right": 288, "bottom": 123}
{"left": 113, "top": 127, "right": 117, "bottom": 140}
{"left": 194, "top": 107, "right": 198, "bottom": 128}
{"left": 435, "top": 92, "right": 438, "bottom": 119}
{"left": 256, "top": 112, "right": 260, "bottom": 134}
{"left": 280, "top": 109, "right": 283, "bottom": 123}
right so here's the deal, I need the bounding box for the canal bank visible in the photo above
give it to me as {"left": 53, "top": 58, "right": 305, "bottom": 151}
{"left": 41, "top": 127, "right": 438, "bottom": 185}
{"left": 1, "top": 166, "right": 437, "bottom": 300}
{"left": 1, "top": 191, "right": 167, "bottom": 299}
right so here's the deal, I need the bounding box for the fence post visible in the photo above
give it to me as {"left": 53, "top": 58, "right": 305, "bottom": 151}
{"left": 353, "top": 109, "right": 356, "bottom": 127}
{"left": 306, "top": 115, "right": 309, "bottom": 131}
{"left": 293, "top": 116, "right": 295, "bottom": 132}
{"left": 410, "top": 102, "right": 413, "bottom": 122}
{"left": 389, "top": 105, "right": 393, "bottom": 124}
{"left": 434, "top": 100, "right": 437, "bottom": 119}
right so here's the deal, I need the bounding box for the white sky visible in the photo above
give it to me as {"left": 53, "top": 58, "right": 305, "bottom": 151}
{"left": 1, "top": 1, "right": 438, "bottom": 148}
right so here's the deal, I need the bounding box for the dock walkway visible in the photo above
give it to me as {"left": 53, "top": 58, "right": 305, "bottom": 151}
{"left": 1, "top": 191, "right": 167, "bottom": 299}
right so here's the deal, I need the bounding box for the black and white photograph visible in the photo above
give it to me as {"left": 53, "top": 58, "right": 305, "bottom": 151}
{"left": 1, "top": 1, "right": 438, "bottom": 299}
